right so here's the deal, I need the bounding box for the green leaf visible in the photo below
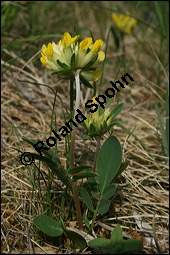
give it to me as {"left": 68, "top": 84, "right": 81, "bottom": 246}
{"left": 68, "top": 165, "right": 92, "bottom": 174}
{"left": 56, "top": 60, "right": 69, "bottom": 70}
{"left": 80, "top": 75, "right": 93, "bottom": 88}
{"left": 101, "top": 120, "right": 108, "bottom": 134}
{"left": 98, "top": 199, "right": 110, "bottom": 214}
{"left": 113, "top": 161, "right": 128, "bottom": 181}
{"left": 51, "top": 70, "right": 68, "bottom": 75}
{"left": 79, "top": 187, "right": 94, "bottom": 212}
{"left": 89, "top": 123, "right": 96, "bottom": 133}
{"left": 110, "top": 225, "right": 123, "bottom": 247}
{"left": 97, "top": 136, "right": 122, "bottom": 193}
{"left": 102, "top": 184, "right": 116, "bottom": 200}
{"left": 31, "top": 153, "right": 72, "bottom": 191}
{"left": 72, "top": 172, "right": 97, "bottom": 182}
{"left": 83, "top": 212, "right": 90, "bottom": 228}
{"left": 109, "top": 103, "right": 124, "bottom": 120}
{"left": 33, "top": 215, "right": 63, "bottom": 237}
{"left": 82, "top": 176, "right": 98, "bottom": 197}
{"left": 52, "top": 156, "right": 61, "bottom": 166}
{"left": 70, "top": 53, "right": 76, "bottom": 68}
{"left": 84, "top": 67, "right": 96, "bottom": 71}
{"left": 64, "top": 228, "right": 87, "bottom": 250}
{"left": 31, "top": 153, "right": 53, "bottom": 164}
{"left": 22, "top": 136, "right": 58, "bottom": 160}
{"left": 88, "top": 238, "right": 111, "bottom": 248}
{"left": 88, "top": 238, "right": 113, "bottom": 254}
{"left": 89, "top": 226, "right": 143, "bottom": 254}
{"left": 98, "top": 105, "right": 105, "bottom": 116}
{"left": 121, "top": 239, "right": 143, "bottom": 253}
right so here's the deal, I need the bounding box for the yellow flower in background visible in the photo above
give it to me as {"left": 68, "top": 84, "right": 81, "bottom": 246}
{"left": 40, "top": 32, "right": 105, "bottom": 82}
{"left": 83, "top": 96, "right": 114, "bottom": 138}
{"left": 112, "top": 13, "right": 137, "bottom": 34}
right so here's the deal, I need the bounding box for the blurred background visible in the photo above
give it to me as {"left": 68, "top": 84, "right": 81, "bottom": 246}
{"left": 1, "top": 1, "right": 169, "bottom": 254}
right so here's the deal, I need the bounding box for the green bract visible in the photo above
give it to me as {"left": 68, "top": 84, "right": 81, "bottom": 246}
{"left": 83, "top": 100, "right": 124, "bottom": 138}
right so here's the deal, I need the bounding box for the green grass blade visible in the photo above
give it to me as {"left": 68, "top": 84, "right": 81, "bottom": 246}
{"left": 117, "top": 124, "right": 150, "bottom": 154}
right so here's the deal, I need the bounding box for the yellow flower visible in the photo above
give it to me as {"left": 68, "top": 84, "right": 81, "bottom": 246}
{"left": 40, "top": 32, "right": 105, "bottom": 83}
{"left": 79, "top": 38, "right": 93, "bottom": 50}
{"left": 83, "top": 96, "right": 114, "bottom": 137}
{"left": 112, "top": 13, "right": 137, "bottom": 34}
{"left": 92, "top": 40, "right": 104, "bottom": 53}
{"left": 61, "top": 32, "right": 80, "bottom": 48}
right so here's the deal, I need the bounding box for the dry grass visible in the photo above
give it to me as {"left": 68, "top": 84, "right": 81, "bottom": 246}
{"left": 1, "top": 1, "right": 169, "bottom": 254}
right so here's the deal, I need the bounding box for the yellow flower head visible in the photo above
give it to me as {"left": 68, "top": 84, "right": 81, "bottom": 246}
{"left": 112, "top": 13, "right": 137, "bottom": 34}
{"left": 40, "top": 32, "right": 105, "bottom": 83}
{"left": 83, "top": 96, "right": 114, "bottom": 138}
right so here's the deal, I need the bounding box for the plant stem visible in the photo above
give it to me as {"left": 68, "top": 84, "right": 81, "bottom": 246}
{"left": 70, "top": 69, "right": 83, "bottom": 230}
{"left": 72, "top": 183, "right": 83, "bottom": 230}
{"left": 70, "top": 79, "right": 74, "bottom": 120}
{"left": 88, "top": 203, "right": 99, "bottom": 233}
{"left": 92, "top": 137, "right": 101, "bottom": 172}
{"left": 70, "top": 70, "right": 81, "bottom": 168}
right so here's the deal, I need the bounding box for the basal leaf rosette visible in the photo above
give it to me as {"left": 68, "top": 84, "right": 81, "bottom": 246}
{"left": 112, "top": 13, "right": 137, "bottom": 34}
{"left": 40, "top": 32, "right": 105, "bottom": 86}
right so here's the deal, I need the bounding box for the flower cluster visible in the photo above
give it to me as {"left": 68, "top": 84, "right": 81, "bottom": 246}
{"left": 83, "top": 96, "right": 114, "bottom": 138}
{"left": 112, "top": 13, "right": 137, "bottom": 34}
{"left": 40, "top": 32, "right": 105, "bottom": 82}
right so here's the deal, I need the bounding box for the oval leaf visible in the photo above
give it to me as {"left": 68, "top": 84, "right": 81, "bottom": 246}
{"left": 79, "top": 187, "right": 94, "bottom": 212}
{"left": 113, "top": 161, "right": 129, "bottom": 181}
{"left": 33, "top": 215, "right": 63, "bottom": 237}
{"left": 88, "top": 238, "right": 113, "bottom": 254}
{"left": 110, "top": 225, "right": 123, "bottom": 246}
{"left": 97, "top": 136, "right": 122, "bottom": 193}
{"left": 98, "top": 199, "right": 110, "bottom": 214}
{"left": 102, "top": 184, "right": 117, "bottom": 200}
{"left": 64, "top": 228, "right": 87, "bottom": 250}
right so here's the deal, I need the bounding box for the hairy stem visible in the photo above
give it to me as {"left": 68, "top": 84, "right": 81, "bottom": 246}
{"left": 70, "top": 69, "right": 81, "bottom": 168}
{"left": 70, "top": 79, "right": 74, "bottom": 120}
{"left": 70, "top": 69, "right": 83, "bottom": 230}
